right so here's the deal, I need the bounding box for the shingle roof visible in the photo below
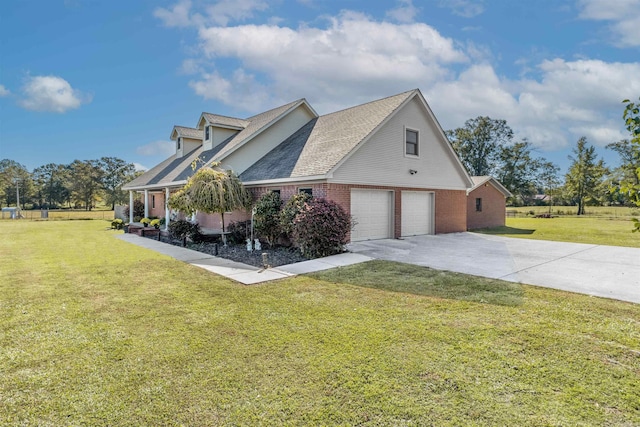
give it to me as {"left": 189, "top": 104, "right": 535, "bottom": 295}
{"left": 172, "top": 126, "right": 203, "bottom": 140}
{"left": 201, "top": 113, "right": 249, "bottom": 129}
{"left": 240, "top": 90, "right": 416, "bottom": 180}
{"left": 468, "top": 176, "right": 512, "bottom": 197}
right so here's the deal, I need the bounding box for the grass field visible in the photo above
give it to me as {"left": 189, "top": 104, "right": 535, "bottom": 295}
{"left": 1, "top": 209, "right": 115, "bottom": 221}
{"left": 1, "top": 220, "right": 639, "bottom": 425}
{"left": 477, "top": 216, "right": 640, "bottom": 248}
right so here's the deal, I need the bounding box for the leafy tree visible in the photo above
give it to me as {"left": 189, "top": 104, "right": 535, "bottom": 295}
{"left": 497, "top": 139, "right": 546, "bottom": 204}
{"left": 32, "top": 163, "right": 69, "bottom": 208}
{"left": 565, "top": 137, "right": 608, "bottom": 215}
{"left": 538, "top": 161, "right": 561, "bottom": 214}
{"left": 253, "top": 191, "right": 283, "bottom": 246}
{"left": 0, "top": 159, "right": 33, "bottom": 208}
{"left": 606, "top": 139, "right": 640, "bottom": 186}
{"left": 168, "top": 163, "right": 251, "bottom": 232}
{"left": 98, "top": 157, "right": 136, "bottom": 210}
{"left": 447, "top": 116, "right": 514, "bottom": 176}
{"left": 68, "top": 159, "right": 104, "bottom": 210}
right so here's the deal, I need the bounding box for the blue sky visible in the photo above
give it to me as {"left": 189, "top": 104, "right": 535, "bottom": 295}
{"left": 1, "top": 0, "right": 639, "bottom": 174}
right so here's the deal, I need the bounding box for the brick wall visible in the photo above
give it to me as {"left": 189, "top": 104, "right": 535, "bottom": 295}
{"left": 467, "top": 184, "right": 506, "bottom": 230}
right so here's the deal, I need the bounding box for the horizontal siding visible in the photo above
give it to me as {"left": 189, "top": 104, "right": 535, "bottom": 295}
{"left": 331, "top": 97, "right": 469, "bottom": 190}
{"left": 225, "top": 106, "right": 315, "bottom": 174}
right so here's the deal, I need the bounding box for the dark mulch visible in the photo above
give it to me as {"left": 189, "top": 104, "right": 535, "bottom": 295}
{"left": 148, "top": 234, "right": 309, "bottom": 268}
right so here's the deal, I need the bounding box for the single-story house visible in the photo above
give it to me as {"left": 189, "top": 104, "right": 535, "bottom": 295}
{"left": 123, "top": 89, "right": 477, "bottom": 242}
{"left": 466, "top": 176, "right": 512, "bottom": 230}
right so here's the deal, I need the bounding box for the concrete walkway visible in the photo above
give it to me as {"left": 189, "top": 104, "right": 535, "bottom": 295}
{"left": 347, "top": 233, "right": 640, "bottom": 304}
{"left": 116, "top": 233, "right": 372, "bottom": 285}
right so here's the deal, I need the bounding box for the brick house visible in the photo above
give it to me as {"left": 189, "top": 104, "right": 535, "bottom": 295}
{"left": 466, "top": 176, "right": 512, "bottom": 230}
{"left": 123, "top": 89, "right": 475, "bottom": 242}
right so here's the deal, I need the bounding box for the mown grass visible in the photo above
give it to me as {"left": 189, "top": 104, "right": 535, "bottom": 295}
{"left": 1, "top": 220, "right": 639, "bottom": 426}
{"left": 1, "top": 209, "right": 114, "bottom": 221}
{"left": 477, "top": 216, "right": 640, "bottom": 248}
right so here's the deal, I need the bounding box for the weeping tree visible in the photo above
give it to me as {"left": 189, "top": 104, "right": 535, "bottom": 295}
{"left": 167, "top": 163, "right": 252, "bottom": 232}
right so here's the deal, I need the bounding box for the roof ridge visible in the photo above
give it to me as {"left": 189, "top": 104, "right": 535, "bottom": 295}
{"left": 318, "top": 89, "right": 417, "bottom": 118}
{"left": 245, "top": 98, "right": 304, "bottom": 121}
{"left": 202, "top": 112, "right": 247, "bottom": 121}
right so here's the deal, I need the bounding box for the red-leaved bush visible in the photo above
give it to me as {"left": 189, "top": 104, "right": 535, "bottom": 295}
{"left": 292, "top": 198, "right": 351, "bottom": 257}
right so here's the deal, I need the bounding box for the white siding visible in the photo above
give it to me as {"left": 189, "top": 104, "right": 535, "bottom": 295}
{"left": 225, "top": 106, "right": 315, "bottom": 174}
{"left": 331, "top": 97, "right": 469, "bottom": 190}
{"left": 178, "top": 137, "right": 201, "bottom": 158}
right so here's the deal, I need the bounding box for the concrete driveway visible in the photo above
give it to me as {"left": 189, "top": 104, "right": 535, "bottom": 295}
{"left": 347, "top": 233, "right": 640, "bottom": 304}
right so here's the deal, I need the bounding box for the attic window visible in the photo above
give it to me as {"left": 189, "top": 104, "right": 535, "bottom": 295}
{"left": 405, "top": 129, "right": 419, "bottom": 157}
{"left": 205, "top": 126, "right": 210, "bottom": 141}
{"left": 177, "top": 137, "right": 181, "bottom": 150}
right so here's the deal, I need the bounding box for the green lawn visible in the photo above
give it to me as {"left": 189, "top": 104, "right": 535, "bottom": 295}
{"left": 1, "top": 221, "right": 639, "bottom": 425}
{"left": 476, "top": 216, "right": 640, "bottom": 248}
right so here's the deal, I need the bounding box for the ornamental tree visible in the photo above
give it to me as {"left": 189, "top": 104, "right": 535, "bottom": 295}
{"left": 168, "top": 162, "right": 251, "bottom": 232}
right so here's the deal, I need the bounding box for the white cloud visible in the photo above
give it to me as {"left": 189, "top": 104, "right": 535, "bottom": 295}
{"left": 578, "top": 0, "right": 640, "bottom": 47}
{"left": 0, "top": 85, "right": 9, "bottom": 97}
{"left": 386, "top": 0, "right": 419, "bottom": 24}
{"left": 157, "top": 3, "right": 640, "bottom": 154}
{"left": 439, "top": 0, "right": 485, "bottom": 18}
{"left": 133, "top": 162, "right": 149, "bottom": 172}
{"left": 154, "top": 0, "right": 195, "bottom": 28}
{"left": 136, "top": 140, "right": 175, "bottom": 157}
{"left": 154, "top": 0, "right": 269, "bottom": 28}
{"left": 19, "top": 75, "right": 90, "bottom": 113}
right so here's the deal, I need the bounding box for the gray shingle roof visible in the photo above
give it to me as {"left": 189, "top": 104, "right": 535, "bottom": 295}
{"left": 172, "top": 126, "right": 203, "bottom": 140}
{"left": 201, "top": 113, "right": 249, "bottom": 129}
{"left": 241, "top": 90, "right": 416, "bottom": 181}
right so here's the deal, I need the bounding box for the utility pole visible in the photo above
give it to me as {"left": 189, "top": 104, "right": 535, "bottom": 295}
{"left": 14, "top": 178, "right": 21, "bottom": 219}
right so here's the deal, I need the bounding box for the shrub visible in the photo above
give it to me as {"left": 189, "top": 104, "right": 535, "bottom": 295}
{"left": 124, "top": 200, "right": 145, "bottom": 219}
{"left": 140, "top": 217, "right": 151, "bottom": 226}
{"left": 111, "top": 218, "right": 124, "bottom": 230}
{"left": 292, "top": 198, "right": 351, "bottom": 258}
{"left": 254, "top": 191, "right": 283, "bottom": 246}
{"left": 280, "top": 192, "right": 312, "bottom": 237}
{"left": 168, "top": 219, "right": 203, "bottom": 244}
{"left": 150, "top": 219, "right": 161, "bottom": 229}
{"left": 226, "top": 220, "right": 251, "bottom": 244}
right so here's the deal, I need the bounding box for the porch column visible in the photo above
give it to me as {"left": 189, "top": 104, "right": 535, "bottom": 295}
{"left": 129, "top": 191, "right": 134, "bottom": 223}
{"left": 144, "top": 189, "right": 149, "bottom": 218}
{"left": 164, "top": 187, "right": 170, "bottom": 231}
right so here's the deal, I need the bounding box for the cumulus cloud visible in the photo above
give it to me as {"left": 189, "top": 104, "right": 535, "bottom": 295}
{"left": 136, "top": 140, "right": 175, "bottom": 157}
{"left": 156, "top": 1, "right": 640, "bottom": 153}
{"left": 133, "top": 162, "right": 149, "bottom": 172}
{"left": 19, "top": 75, "right": 90, "bottom": 113}
{"left": 154, "top": 0, "right": 196, "bottom": 27}
{"left": 0, "top": 85, "right": 10, "bottom": 97}
{"left": 578, "top": 0, "right": 640, "bottom": 47}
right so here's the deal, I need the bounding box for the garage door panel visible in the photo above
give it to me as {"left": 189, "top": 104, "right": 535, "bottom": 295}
{"left": 401, "top": 191, "right": 434, "bottom": 236}
{"left": 351, "top": 190, "right": 392, "bottom": 241}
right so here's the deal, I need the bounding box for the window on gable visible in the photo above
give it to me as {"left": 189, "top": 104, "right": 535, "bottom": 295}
{"left": 298, "top": 188, "right": 313, "bottom": 196}
{"left": 475, "top": 198, "right": 482, "bottom": 212}
{"left": 405, "top": 129, "right": 419, "bottom": 156}
{"left": 205, "top": 126, "right": 210, "bottom": 141}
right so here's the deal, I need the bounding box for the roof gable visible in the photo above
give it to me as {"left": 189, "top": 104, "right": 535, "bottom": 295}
{"left": 197, "top": 113, "right": 249, "bottom": 130}
{"left": 170, "top": 126, "right": 203, "bottom": 141}
{"left": 468, "top": 176, "right": 512, "bottom": 197}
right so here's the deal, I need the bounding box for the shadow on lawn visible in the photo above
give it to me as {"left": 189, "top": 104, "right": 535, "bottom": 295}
{"left": 310, "top": 260, "right": 523, "bottom": 306}
{"left": 475, "top": 226, "right": 536, "bottom": 235}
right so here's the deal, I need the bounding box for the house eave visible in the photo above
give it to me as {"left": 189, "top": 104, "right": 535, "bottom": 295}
{"left": 122, "top": 181, "right": 187, "bottom": 192}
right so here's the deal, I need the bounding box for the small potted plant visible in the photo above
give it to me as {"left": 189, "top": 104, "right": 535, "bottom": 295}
{"left": 150, "top": 218, "right": 161, "bottom": 229}
{"left": 140, "top": 217, "right": 151, "bottom": 227}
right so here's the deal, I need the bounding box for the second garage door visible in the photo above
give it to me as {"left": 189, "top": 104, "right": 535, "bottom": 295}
{"left": 401, "top": 191, "right": 434, "bottom": 236}
{"left": 350, "top": 189, "right": 393, "bottom": 241}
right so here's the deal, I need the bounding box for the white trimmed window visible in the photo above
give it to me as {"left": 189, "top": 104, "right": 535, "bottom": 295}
{"left": 405, "top": 128, "right": 419, "bottom": 157}
{"left": 205, "top": 126, "right": 210, "bottom": 141}
{"left": 177, "top": 137, "right": 181, "bottom": 150}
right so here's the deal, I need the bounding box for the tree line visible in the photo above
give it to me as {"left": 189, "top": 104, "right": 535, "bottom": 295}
{"left": 0, "top": 157, "right": 140, "bottom": 210}
{"left": 447, "top": 112, "right": 640, "bottom": 214}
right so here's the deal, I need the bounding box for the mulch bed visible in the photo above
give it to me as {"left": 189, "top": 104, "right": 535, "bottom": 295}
{"left": 148, "top": 234, "right": 309, "bottom": 268}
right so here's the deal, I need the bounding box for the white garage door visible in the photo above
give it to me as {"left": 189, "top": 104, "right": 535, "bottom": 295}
{"left": 401, "top": 191, "right": 434, "bottom": 236}
{"left": 350, "top": 190, "right": 393, "bottom": 241}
